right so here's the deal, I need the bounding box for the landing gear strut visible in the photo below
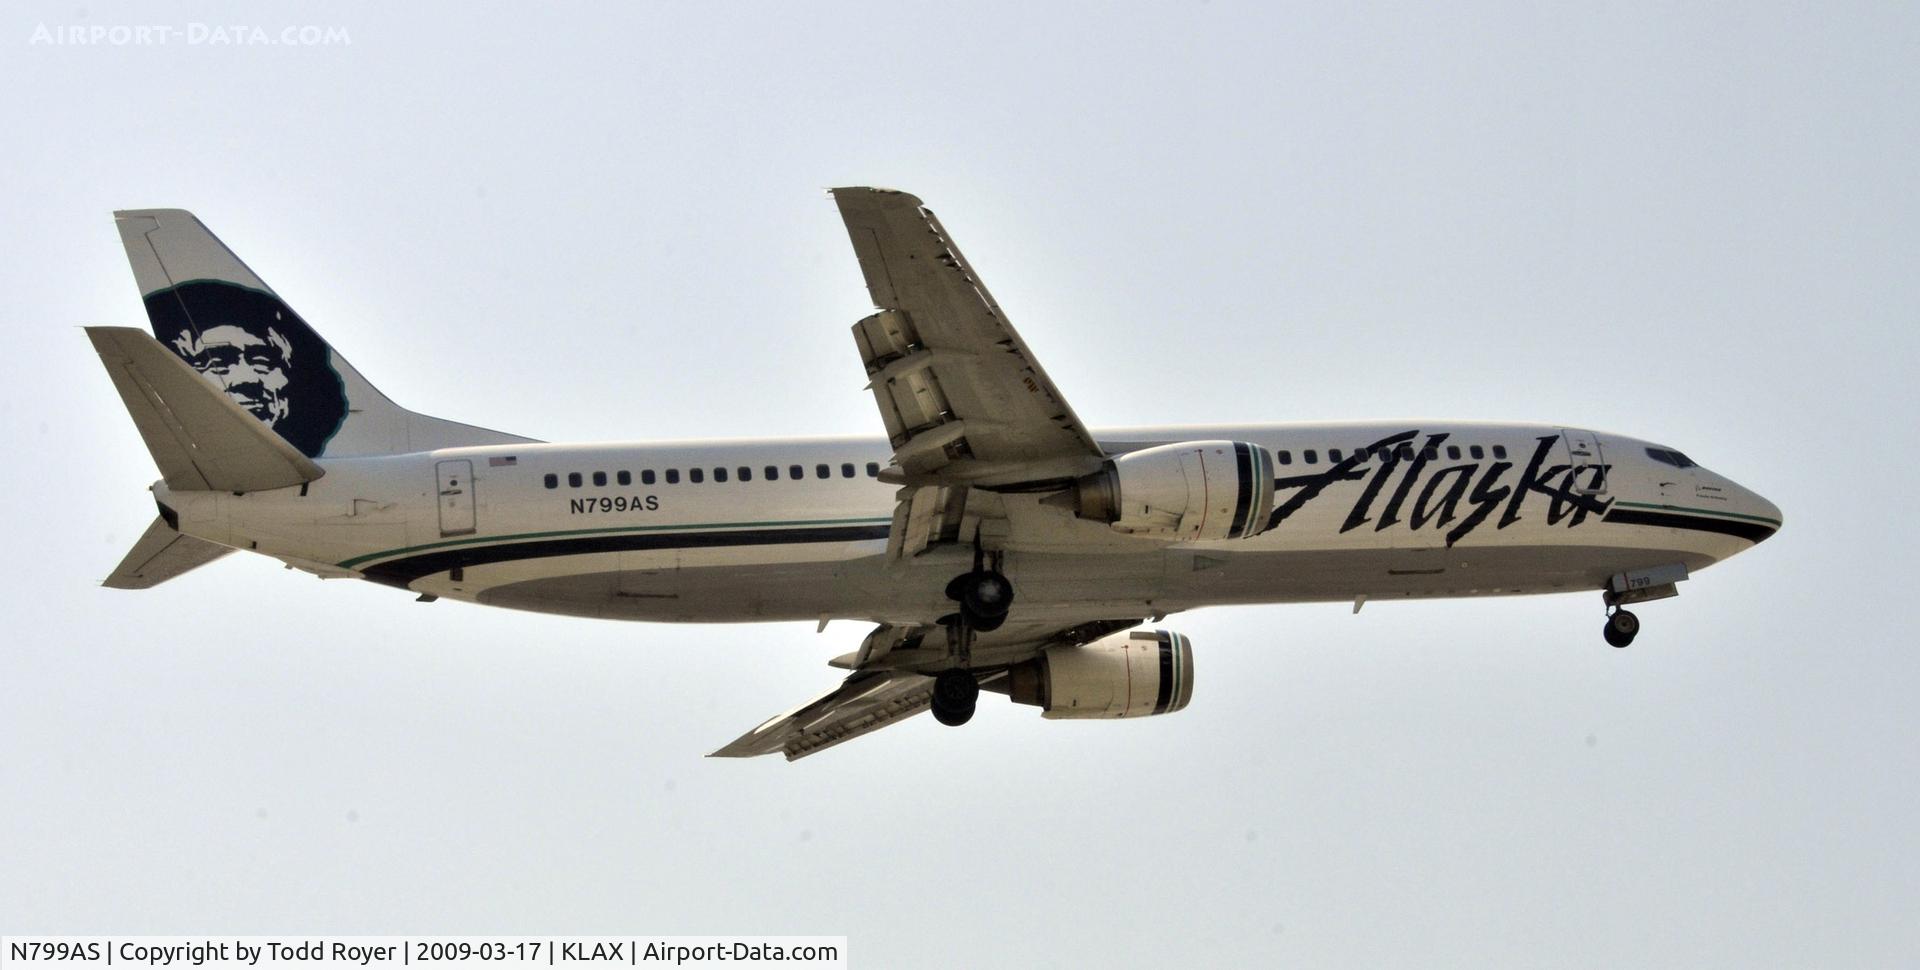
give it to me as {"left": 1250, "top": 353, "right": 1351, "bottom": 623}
{"left": 930, "top": 669, "right": 980, "bottom": 726}
{"left": 1603, "top": 607, "right": 1640, "bottom": 648}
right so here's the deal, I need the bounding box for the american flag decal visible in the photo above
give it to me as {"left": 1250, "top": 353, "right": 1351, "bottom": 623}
{"left": 488, "top": 456, "right": 518, "bottom": 467}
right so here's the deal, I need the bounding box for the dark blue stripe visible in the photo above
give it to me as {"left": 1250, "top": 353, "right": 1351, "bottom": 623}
{"left": 1229, "top": 442, "right": 1253, "bottom": 539}
{"left": 1153, "top": 631, "right": 1174, "bottom": 714}
{"left": 363, "top": 524, "right": 892, "bottom": 588}
{"left": 1603, "top": 508, "right": 1776, "bottom": 543}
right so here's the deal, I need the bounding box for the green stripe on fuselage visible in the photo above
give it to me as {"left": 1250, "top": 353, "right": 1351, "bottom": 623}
{"left": 337, "top": 515, "right": 893, "bottom": 570}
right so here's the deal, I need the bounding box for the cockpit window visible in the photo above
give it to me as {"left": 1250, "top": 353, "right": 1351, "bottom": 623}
{"left": 1646, "top": 447, "right": 1696, "bottom": 469}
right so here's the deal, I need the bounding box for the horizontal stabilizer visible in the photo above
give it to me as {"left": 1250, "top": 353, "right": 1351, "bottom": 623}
{"left": 104, "top": 516, "right": 232, "bottom": 589}
{"left": 711, "top": 669, "right": 935, "bottom": 761}
{"left": 86, "top": 326, "right": 324, "bottom": 493}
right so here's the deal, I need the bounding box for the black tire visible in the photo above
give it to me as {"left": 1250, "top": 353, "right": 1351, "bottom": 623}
{"left": 959, "top": 570, "right": 1015, "bottom": 620}
{"left": 932, "top": 702, "right": 975, "bottom": 727}
{"left": 930, "top": 669, "right": 979, "bottom": 727}
{"left": 970, "top": 611, "right": 1008, "bottom": 633}
{"left": 1604, "top": 609, "right": 1639, "bottom": 648}
{"left": 932, "top": 668, "right": 979, "bottom": 707}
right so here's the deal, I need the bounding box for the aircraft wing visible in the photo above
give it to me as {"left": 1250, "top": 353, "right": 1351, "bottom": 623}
{"left": 712, "top": 617, "right": 1143, "bottom": 761}
{"left": 834, "top": 187, "right": 1105, "bottom": 485}
{"left": 832, "top": 187, "right": 1109, "bottom": 560}
{"left": 710, "top": 667, "right": 940, "bottom": 762}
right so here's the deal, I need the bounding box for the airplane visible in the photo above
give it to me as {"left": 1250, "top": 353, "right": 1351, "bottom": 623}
{"left": 89, "top": 189, "right": 1782, "bottom": 760}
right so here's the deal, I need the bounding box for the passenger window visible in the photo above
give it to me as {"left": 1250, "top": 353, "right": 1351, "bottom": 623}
{"left": 1328, "top": 449, "right": 1343, "bottom": 463}
{"left": 592, "top": 471, "right": 607, "bottom": 487}
{"left": 1492, "top": 445, "right": 1508, "bottom": 460}
{"left": 690, "top": 468, "right": 705, "bottom": 483}
{"left": 866, "top": 462, "right": 880, "bottom": 478}
{"left": 765, "top": 465, "right": 780, "bottom": 480}
{"left": 840, "top": 463, "right": 855, "bottom": 478}
{"left": 1277, "top": 450, "right": 1292, "bottom": 465}
{"left": 616, "top": 470, "right": 631, "bottom": 486}
{"left": 665, "top": 469, "right": 680, "bottom": 484}
{"left": 1304, "top": 449, "right": 1319, "bottom": 464}
{"left": 543, "top": 473, "right": 558, "bottom": 489}
{"left": 816, "top": 464, "right": 830, "bottom": 479}
{"left": 713, "top": 467, "right": 728, "bottom": 483}
{"left": 1470, "top": 446, "right": 1485, "bottom": 460}
{"left": 790, "top": 464, "right": 804, "bottom": 480}
{"left": 1447, "top": 446, "right": 1461, "bottom": 460}
{"left": 739, "top": 466, "right": 752, "bottom": 482}
{"left": 642, "top": 469, "right": 656, "bottom": 485}
{"left": 1421, "top": 447, "right": 1438, "bottom": 460}
{"left": 567, "top": 472, "right": 582, "bottom": 488}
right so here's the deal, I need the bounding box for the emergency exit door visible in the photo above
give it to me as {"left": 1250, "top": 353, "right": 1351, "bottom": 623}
{"left": 436, "top": 459, "right": 476, "bottom": 536}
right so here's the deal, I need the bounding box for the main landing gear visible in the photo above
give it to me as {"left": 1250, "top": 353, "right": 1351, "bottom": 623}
{"left": 931, "top": 669, "right": 981, "bottom": 726}
{"left": 930, "top": 546, "right": 1015, "bottom": 727}
{"left": 945, "top": 565, "right": 1014, "bottom": 632}
{"left": 1603, "top": 607, "right": 1640, "bottom": 648}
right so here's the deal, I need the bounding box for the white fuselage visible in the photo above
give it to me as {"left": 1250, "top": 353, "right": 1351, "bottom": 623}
{"left": 157, "top": 421, "right": 1781, "bottom": 628}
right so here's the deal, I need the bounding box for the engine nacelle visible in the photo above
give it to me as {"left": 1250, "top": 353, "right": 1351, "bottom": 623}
{"left": 1065, "top": 440, "right": 1275, "bottom": 541}
{"left": 1008, "top": 629, "right": 1195, "bottom": 719}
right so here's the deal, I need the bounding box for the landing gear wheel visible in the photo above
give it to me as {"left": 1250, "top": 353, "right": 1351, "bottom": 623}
{"left": 960, "top": 570, "right": 1014, "bottom": 619}
{"left": 1603, "top": 609, "right": 1640, "bottom": 648}
{"left": 947, "top": 570, "right": 1015, "bottom": 628}
{"left": 930, "top": 669, "right": 979, "bottom": 727}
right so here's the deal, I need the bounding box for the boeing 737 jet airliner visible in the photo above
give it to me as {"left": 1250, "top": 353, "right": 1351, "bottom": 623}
{"left": 90, "top": 189, "right": 1782, "bottom": 760}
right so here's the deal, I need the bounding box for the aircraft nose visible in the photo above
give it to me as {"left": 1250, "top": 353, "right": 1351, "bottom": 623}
{"left": 1742, "top": 486, "right": 1784, "bottom": 543}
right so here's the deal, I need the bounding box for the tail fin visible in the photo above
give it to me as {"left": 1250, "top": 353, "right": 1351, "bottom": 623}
{"left": 103, "top": 516, "right": 231, "bottom": 589}
{"left": 114, "top": 209, "right": 535, "bottom": 457}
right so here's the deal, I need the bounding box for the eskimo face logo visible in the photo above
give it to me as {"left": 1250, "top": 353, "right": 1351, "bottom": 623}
{"left": 170, "top": 324, "right": 295, "bottom": 425}
{"left": 142, "top": 280, "right": 348, "bottom": 458}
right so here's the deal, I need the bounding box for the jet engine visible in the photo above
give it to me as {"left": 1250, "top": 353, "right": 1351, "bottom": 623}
{"left": 1007, "top": 629, "right": 1195, "bottom": 719}
{"left": 1061, "top": 440, "right": 1275, "bottom": 541}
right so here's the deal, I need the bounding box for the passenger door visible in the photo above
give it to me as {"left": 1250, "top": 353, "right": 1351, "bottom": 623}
{"left": 1559, "top": 428, "right": 1608, "bottom": 496}
{"left": 435, "top": 459, "right": 476, "bottom": 536}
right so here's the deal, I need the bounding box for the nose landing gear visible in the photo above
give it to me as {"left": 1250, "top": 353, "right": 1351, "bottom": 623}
{"left": 1603, "top": 607, "right": 1640, "bottom": 648}
{"left": 1599, "top": 564, "right": 1685, "bottom": 648}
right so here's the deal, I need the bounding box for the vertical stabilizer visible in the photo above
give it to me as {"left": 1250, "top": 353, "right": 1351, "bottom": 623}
{"left": 114, "top": 209, "right": 535, "bottom": 457}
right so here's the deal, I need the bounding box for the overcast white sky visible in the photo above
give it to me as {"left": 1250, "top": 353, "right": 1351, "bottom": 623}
{"left": 3, "top": 2, "right": 1915, "bottom": 965}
